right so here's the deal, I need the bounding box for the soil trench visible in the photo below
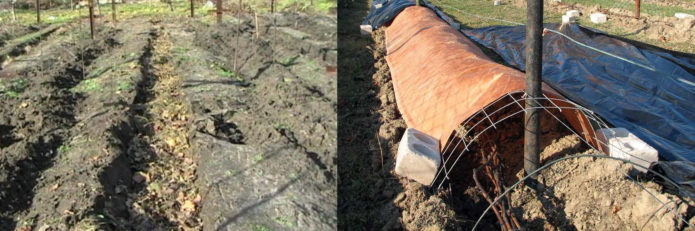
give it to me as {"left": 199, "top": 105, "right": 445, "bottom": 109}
{"left": 1, "top": 12, "right": 337, "bottom": 230}
{"left": 0, "top": 22, "right": 118, "bottom": 229}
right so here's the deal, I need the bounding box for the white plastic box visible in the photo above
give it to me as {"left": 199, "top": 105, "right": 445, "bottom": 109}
{"left": 566, "top": 10, "right": 581, "bottom": 17}
{"left": 597, "top": 128, "right": 658, "bottom": 172}
{"left": 395, "top": 128, "right": 441, "bottom": 186}
{"left": 675, "top": 13, "right": 695, "bottom": 19}
{"left": 590, "top": 13, "right": 607, "bottom": 24}
{"left": 360, "top": 25, "right": 373, "bottom": 36}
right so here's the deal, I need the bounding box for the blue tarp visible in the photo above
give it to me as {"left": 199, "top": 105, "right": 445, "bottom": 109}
{"left": 461, "top": 24, "right": 695, "bottom": 163}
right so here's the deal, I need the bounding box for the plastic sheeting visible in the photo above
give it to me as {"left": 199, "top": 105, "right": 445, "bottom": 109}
{"left": 362, "top": 0, "right": 456, "bottom": 30}
{"left": 462, "top": 24, "right": 695, "bottom": 162}
{"left": 383, "top": 6, "right": 595, "bottom": 149}
{"left": 653, "top": 161, "right": 695, "bottom": 198}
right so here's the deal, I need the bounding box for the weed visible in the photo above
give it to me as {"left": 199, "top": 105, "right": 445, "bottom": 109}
{"left": 117, "top": 80, "right": 133, "bottom": 91}
{"left": 58, "top": 144, "right": 71, "bottom": 154}
{"left": 250, "top": 224, "right": 271, "bottom": 231}
{"left": 253, "top": 154, "right": 265, "bottom": 162}
{"left": 216, "top": 66, "right": 245, "bottom": 82}
{"left": 175, "top": 55, "right": 191, "bottom": 65}
{"left": 276, "top": 55, "right": 299, "bottom": 67}
{"left": 0, "top": 78, "right": 28, "bottom": 98}
{"left": 172, "top": 46, "right": 189, "bottom": 54}
{"left": 216, "top": 66, "right": 236, "bottom": 78}
{"left": 273, "top": 123, "right": 290, "bottom": 130}
{"left": 72, "top": 78, "right": 102, "bottom": 92}
{"left": 274, "top": 216, "right": 297, "bottom": 228}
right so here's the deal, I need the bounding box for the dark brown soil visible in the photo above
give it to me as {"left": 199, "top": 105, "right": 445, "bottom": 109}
{"left": 338, "top": 1, "right": 460, "bottom": 230}
{"left": 0, "top": 11, "right": 336, "bottom": 230}
{"left": 0, "top": 20, "right": 130, "bottom": 230}
{"left": 0, "top": 24, "right": 40, "bottom": 47}
{"left": 170, "top": 13, "right": 337, "bottom": 230}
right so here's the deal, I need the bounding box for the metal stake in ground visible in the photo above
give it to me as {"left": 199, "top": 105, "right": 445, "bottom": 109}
{"left": 233, "top": 0, "right": 241, "bottom": 73}
{"left": 89, "top": 0, "right": 95, "bottom": 39}
{"left": 216, "top": 0, "right": 222, "bottom": 23}
{"left": 36, "top": 0, "right": 40, "bottom": 23}
{"left": 190, "top": 0, "right": 194, "bottom": 17}
{"left": 112, "top": 0, "right": 117, "bottom": 23}
{"left": 634, "top": 0, "right": 641, "bottom": 19}
{"left": 524, "top": 0, "right": 542, "bottom": 180}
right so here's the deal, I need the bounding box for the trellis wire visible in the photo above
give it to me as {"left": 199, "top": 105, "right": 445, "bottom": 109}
{"left": 430, "top": 93, "right": 689, "bottom": 229}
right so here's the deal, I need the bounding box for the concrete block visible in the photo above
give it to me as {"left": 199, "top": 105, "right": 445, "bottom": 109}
{"left": 395, "top": 128, "right": 441, "bottom": 186}
{"left": 597, "top": 128, "right": 658, "bottom": 172}
{"left": 494, "top": 0, "right": 502, "bottom": 6}
{"left": 566, "top": 10, "right": 581, "bottom": 17}
{"left": 590, "top": 12, "right": 607, "bottom": 24}
{"left": 360, "top": 25, "right": 373, "bottom": 36}
{"left": 675, "top": 13, "right": 695, "bottom": 19}
{"left": 562, "top": 15, "right": 577, "bottom": 24}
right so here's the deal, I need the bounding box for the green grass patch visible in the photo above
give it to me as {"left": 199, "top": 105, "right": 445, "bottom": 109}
{"left": 433, "top": 0, "right": 695, "bottom": 53}
{"left": 72, "top": 78, "right": 102, "bottom": 93}
{"left": 273, "top": 216, "right": 297, "bottom": 228}
{"left": 273, "top": 123, "right": 290, "bottom": 130}
{"left": 562, "top": 0, "right": 695, "bottom": 17}
{"left": 0, "top": 78, "right": 28, "bottom": 98}
{"left": 58, "top": 144, "right": 72, "bottom": 154}
{"left": 172, "top": 46, "right": 189, "bottom": 54}
{"left": 250, "top": 224, "right": 271, "bottom": 231}
{"left": 249, "top": 0, "right": 336, "bottom": 14}
{"left": 253, "top": 154, "right": 265, "bottom": 162}
{"left": 117, "top": 80, "right": 133, "bottom": 91}
{"left": 0, "top": 1, "right": 192, "bottom": 26}
{"left": 215, "top": 66, "right": 241, "bottom": 80}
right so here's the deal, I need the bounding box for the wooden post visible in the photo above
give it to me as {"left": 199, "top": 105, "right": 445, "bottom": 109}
{"left": 216, "top": 0, "right": 222, "bottom": 24}
{"left": 270, "top": 0, "right": 274, "bottom": 13}
{"left": 416, "top": 0, "right": 419, "bottom": 6}
{"left": 233, "top": 0, "right": 240, "bottom": 72}
{"left": 190, "top": 0, "right": 194, "bottom": 17}
{"left": 524, "top": 0, "right": 543, "bottom": 180}
{"left": 168, "top": 0, "right": 173, "bottom": 11}
{"left": 111, "top": 0, "right": 116, "bottom": 22}
{"left": 634, "top": 0, "right": 641, "bottom": 19}
{"left": 36, "top": 0, "right": 41, "bottom": 24}
{"left": 89, "top": 0, "right": 95, "bottom": 39}
{"left": 11, "top": 0, "right": 17, "bottom": 21}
